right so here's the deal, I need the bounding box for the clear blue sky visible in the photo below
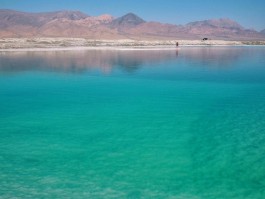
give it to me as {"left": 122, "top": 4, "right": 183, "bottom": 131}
{"left": 1, "top": 0, "right": 265, "bottom": 30}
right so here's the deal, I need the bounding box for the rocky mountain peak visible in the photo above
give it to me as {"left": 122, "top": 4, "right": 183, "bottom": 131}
{"left": 111, "top": 12, "right": 145, "bottom": 27}
{"left": 48, "top": 10, "right": 89, "bottom": 20}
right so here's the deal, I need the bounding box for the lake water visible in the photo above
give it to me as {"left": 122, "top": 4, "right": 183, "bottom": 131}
{"left": 0, "top": 47, "right": 265, "bottom": 199}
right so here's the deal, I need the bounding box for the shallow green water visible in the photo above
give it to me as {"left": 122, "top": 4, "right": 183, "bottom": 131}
{"left": 0, "top": 47, "right": 265, "bottom": 198}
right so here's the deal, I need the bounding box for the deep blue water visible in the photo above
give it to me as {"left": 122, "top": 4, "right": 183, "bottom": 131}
{"left": 0, "top": 47, "right": 265, "bottom": 198}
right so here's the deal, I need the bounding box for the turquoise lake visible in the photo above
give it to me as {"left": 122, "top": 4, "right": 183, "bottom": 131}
{"left": 0, "top": 47, "right": 265, "bottom": 198}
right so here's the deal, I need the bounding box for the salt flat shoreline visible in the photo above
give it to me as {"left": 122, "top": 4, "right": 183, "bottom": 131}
{"left": 0, "top": 46, "right": 177, "bottom": 52}
{"left": 0, "top": 38, "right": 264, "bottom": 52}
{"left": 0, "top": 45, "right": 263, "bottom": 52}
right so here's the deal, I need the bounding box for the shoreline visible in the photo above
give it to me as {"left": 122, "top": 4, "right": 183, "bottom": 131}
{"left": 0, "top": 45, "right": 265, "bottom": 52}
{"left": 1, "top": 38, "right": 265, "bottom": 52}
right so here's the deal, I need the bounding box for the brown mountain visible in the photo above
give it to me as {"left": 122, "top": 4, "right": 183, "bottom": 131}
{"left": 0, "top": 9, "right": 118, "bottom": 38}
{"left": 0, "top": 9, "right": 264, "bottom": 40}
{"left": 184, "top": 18, "right": 263, "bottom": 40}
{"left": 0, "top": 9, "right": 88, "bottom": 27}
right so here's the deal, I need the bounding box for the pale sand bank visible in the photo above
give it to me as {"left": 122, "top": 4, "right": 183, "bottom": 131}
{"left": 0, "top": 38, "right": 264, "bottom": 51}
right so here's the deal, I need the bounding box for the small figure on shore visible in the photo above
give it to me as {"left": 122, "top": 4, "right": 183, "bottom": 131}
{"left": 176, "top": 42, "right": 179, "bottom": 47}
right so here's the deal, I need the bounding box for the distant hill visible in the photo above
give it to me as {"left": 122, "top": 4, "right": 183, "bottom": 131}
{"left": 186, "top": 18, "right": 244, "bottom": 30}
{"left": 261, "top": 29, "right": 265, "bottom": 34}
{"left": 0, "top": 9, "right": 264, "bottom": 40}
{"left": 184, "top": 18, "right": 263, "bottom": 40}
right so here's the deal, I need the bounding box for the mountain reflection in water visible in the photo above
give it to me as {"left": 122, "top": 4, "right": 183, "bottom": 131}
{"left": 0, "top": 47, "right": 259, "bottom": 73}
{"left": 0, "top": 49, "right": 178, "bottom": 74}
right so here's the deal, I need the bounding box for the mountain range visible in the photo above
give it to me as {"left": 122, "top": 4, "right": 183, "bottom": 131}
{"left": 0, "top": 9, "right": 264, "bottom": 40}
